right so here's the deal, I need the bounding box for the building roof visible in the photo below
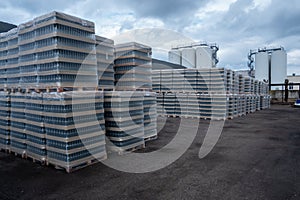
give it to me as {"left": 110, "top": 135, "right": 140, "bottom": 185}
{"left": 152, "top": 58, "right": 186, "bottom": 70}
{"left": 0, "top": 21, "right": 17, "bottom": 33}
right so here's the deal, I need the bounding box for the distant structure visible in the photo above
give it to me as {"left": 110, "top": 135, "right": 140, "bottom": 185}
{"left": 152, "top": 58, "right": 186, "bottom": 70}
{"left": 168, "top": 42, "right": 219, "bottom": 69}
{"left": 248, "top": 47, "right": 287, "bottom": 86}
{"left": 0, "top": 21, "right": 16, "bottom": 33}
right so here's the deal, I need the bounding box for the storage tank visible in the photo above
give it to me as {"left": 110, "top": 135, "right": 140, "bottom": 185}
{"left": 255, "top": 51, "right": 269, "bottom": 82}
{"left": 195, "top": 46, "right": 213, "bottom": 68}
{"left": 181, "top": 48, "right": 195, "bottom": 68}
{"left": 168, "top": 49, "right": 181, "bottom": 65}
{"left": 271, "top": 50, "right": 287, "bottom": 84}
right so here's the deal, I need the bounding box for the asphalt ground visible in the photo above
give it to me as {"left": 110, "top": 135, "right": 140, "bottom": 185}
{"left": 0, "top": 105, "right": 299, "bottom": 200}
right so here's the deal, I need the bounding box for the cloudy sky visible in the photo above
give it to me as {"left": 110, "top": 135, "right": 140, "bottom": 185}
{"left": 1, "top": 0, "right": 300, "bottom": 74}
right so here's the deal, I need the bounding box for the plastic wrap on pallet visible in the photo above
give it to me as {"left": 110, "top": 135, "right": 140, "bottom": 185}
{"left": 96, "top": 35, "right": 115, "bottom": 90}
{"left": 186, "top": 93, "right": 200, "bottom": 118}
{"left": 10, "top": 92, "right": 26, "bottom": 155}
{"left": 43, "top": 91, "right": 106, "bottom": 171}
{"left": 156, "top": 92, "right": 164, "bottom": 115}
{"left": 151, "top": 70, "right": 161, "bottom": 92}
{"left": 104, "top": 91, "right": 145, "bottom": 152}
{"left": 199, "top": 94, "right": 227, "bottom": 119}
{"left": 114, "top": 42, "right": 152, "bottom": 91}
{"left": 25, "top": 92, "right": 46, "bottom": 161}
{"left": 0, "top": 91, "right": 10, "bottom": 150}
{"left": 143, "top": 92, "right": 157, "bottom": 140}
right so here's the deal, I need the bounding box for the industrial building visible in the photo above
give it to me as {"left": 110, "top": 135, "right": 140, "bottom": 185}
{"left": 169, "top": 42, "right": 219, "bottom": 69}
{"left": 248, "top": 47, "right": 287, "bottom": 87}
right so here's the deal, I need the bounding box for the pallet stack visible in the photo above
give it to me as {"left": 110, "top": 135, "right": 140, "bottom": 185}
{"left": 17, "top": 11, "right": 98, "bottom": 89}
{"left": 43, "top": 91, "right": 106, "bottom": 172}
{"left": 114, "top": 42, "right": 152, "bottom": 91}
{"left": 104, "top": 91, "right": 145, "bottom": 152}
{"left": 0, "top": 11, "right": 114, "bottom": 172}
{"left": 143, "top": 92, "right": 157, "bottom": 141}
{"left": 96, "top": 36, "right": 114, "bottom": 90}
{"left": 25, "top": 92, "right": 46, "bottom": 162}
{"left": 152, "top": 68, "right": 270, "bottom": 120}
{"left": 0, "top": 91, "right": 10, "bottom": 151}
{"left": 10, "top": 92, "right": 26, "bottom": 157}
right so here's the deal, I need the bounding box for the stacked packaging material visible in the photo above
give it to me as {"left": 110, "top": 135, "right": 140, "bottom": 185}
{"left": 184, "top": 69, "right": 199, "bottom": 93}
{"left": 143, "top": 92, "right": 157, "bottom": 140}
{"left": 0, "top": 32, "right": 8, "bottom": 88}
{"left": 114, "top": 42, "right": 152, "bottom": 91}
{"left": 151, "top": 70, "right": 161, "bottom": 92}
{"left": 5, "top": 28, "right": 20, "bottom": 88}
{"left": 43, "top": 91, "right": 106, "bottom": 172}
{"left": 164, "top": 93, "right": 176, "bottom": 115}
{"left": 104, "top": 91, "right": 145, "bottom": 152}
{"left": 156, "top": 93, "right": 164, "bottom": 116}
{"left": 172, "top": 69, "right": 185, "bottom": 92}
{"left": 152, "top": 68, "right": 270, "bottom": 120}
{"left": 10, "top": 92, "right": 26, "bottom": 156}
{"left": 187, "top": 93, "right": 201, "bottom": 118}
{"left": 0, "top": 92, "right": 10, "bottom": 150}
{"left": 175, "top": 93, "right": 188, "bottom": 116}
{"left": 160, "top": 70, "right": 173, "bottom": 92}
{"left": 96, "top": 35, "right": 114, "bottom": 90}
{"left": 18, "top": 11, "right": 97, "bottom": 89}
{"left": 199, "top": 94, "right": 227, "bottom": 120}
{"left": 25, "top": 92, "right": 46, "bottom": 162}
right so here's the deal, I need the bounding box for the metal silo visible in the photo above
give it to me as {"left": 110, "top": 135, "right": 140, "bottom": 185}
{"left": 271, "top": 50, "right": 287, "bottom": 84}
{"left": 181, "top": 47, "right": 195, "bottom": 68}
{"left": 168, "top": 49, "right": 181, "bottom": 65}
{"left": 195, "top": 46, "right": 213, "bottom": 69}
{"left": 255, "top": 51, "right": 269, "bottom": 82}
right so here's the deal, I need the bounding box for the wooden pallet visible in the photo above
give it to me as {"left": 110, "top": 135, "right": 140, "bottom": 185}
{"left": 26, "top": 155, "right": 47, "bottom": 165}
{"left": 47, "top": 154, "right": 107, "bottom": 173}
{"left": 144, "top": 135, "right": 158, "bottom": 142}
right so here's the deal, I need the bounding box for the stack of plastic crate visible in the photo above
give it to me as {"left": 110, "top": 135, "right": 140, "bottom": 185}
{"left": 25, "top": 92, "right": 46, "bottom": 162}
{"left": 0, "top": 32, "right": 8, "bottom": 89}
{"left": 6, "top": 28, "right": 20, "bottom": 89}
{"left": 43, "top": 91, "right": 106, "bottom": 172}
{"left": 114, "top": 42, "right": 152, "bottom": 91}
{"left": 104, "top": 91, "right": 145, "bottom": 152}
{"left": 0, "top": 91, "right": 10, "bottom": 151}
{"left": 151, "top": 70, "right": 161, "bottom": 92}
{"left": 143, "top": 92, "right": 157, "bottom": 141}
{"left": 96, "top": 35, "right": 114, "bottom": 90}
{"left": 10, "top": 92, "right": 27, "bottom": 157}
{"left": 18, "top": 11, "right": 98, "bottom": 89}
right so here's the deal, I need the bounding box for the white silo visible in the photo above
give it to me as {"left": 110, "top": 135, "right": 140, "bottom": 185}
{"left": 271, "top": 50, "right": 287, "bottom": 84}
{"left": 195, "top": 46, "right": 213, "bottom": 68}
{"left": 181, "top": 47, "right": 196, "bottom": 68}
{"left": 255, "top": 51, "right": 269, "bottom": 82}
{"left": 168, "top": 49, "right": 181, "bottom": 65}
